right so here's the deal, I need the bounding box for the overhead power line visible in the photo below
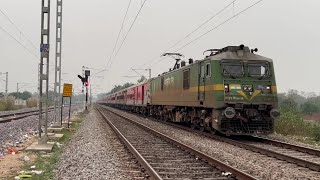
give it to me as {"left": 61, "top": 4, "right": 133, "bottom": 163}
{"left": 139, "top": 0, "right": 238, "bottom": 68}
{"left": 107, "top": 0, "right": 148, "bottom": 70}
{"left": 0, "top": 25, "right": 39, "bottom": 59}
{"left": 105, "top": 0, "right": 133, "bottom": 69}
{"left": 140, "top": 0, "right": 239, "bottom": 68}
{"left": 151, "top": 0, "right": 264, "bottom": 67}
{"left": 0, "top": 8, "right": 38, "bottom": 52}
{"left": 174, "top": 0, "right": 263, "bottom": 53}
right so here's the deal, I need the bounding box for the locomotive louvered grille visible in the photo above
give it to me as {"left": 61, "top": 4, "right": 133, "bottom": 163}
{"left": 220, "top": 119, "right": 273, "bottom": 134}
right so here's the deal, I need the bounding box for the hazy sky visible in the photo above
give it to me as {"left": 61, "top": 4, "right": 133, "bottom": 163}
{"left": 0, "top": 0, "right": 319, "bottom": 95}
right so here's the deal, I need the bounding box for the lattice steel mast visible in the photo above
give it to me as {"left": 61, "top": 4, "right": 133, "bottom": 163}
{"left": 39, "top": 0, "right": 51, "bottom": 144}
{"left": 53, "top": 0, "right": 63, "bottom": 126}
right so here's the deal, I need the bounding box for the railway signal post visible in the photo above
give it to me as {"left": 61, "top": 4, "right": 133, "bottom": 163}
{"left": 78, "top": 69, "right": 90, "bottom": 111}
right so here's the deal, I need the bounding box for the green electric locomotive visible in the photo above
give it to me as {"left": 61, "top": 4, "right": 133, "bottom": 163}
{"left": 149, "top": 45, "right": 280, "bottom": 135}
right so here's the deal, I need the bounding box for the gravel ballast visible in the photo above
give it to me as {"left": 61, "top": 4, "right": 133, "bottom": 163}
{"left": 56, "top": 109, "right": 146, "bottom": 180}
{"left": 106, "top": 106, "right": 320, "bottom": 180}
{"left": 0, "top": 106, "right": 82, "bottom": 156}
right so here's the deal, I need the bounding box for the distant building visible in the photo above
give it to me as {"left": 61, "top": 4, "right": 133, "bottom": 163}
{"left": 15, "top": 99, "right": 27, "bottom": 106}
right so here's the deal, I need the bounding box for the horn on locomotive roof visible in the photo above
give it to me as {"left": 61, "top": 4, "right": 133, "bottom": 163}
{"left": 251, "top": 48, "right": 258, "bottom": 54}
{"left": 161, "top": 53, "right": 185, "bottom": 70}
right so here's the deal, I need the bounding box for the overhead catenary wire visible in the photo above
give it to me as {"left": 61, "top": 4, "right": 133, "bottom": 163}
{"left": 0, "top": 8, "right": 38, "bottom": 52}
{"left": 151, "top": 0, "right": 264, "bottom": 67}
{"left": 107, "top": 0, "right": 148, "bottom": 70}
{"left": 0, "top": 26, "right": 38, "bottom": 58}
{"left": 139, "top": 0, "right": 239, "bottom": 68}
{"left": 0, "top": 25, "right": 39, "bottom": 59}
{"left": 175, "top": 0, "right": 263, "bottom": 53}
{"left": 105, "top": 0, "right": 133, "bottom": 69}
{"left": 93, "top": 0, "right": 141, "bottom": 77}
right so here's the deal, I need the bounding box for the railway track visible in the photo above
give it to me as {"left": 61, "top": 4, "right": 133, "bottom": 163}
{"left": 234, "top": 136, "right": 320, "bottom": 171}
{"left": 101, "top": 105, "right": 320, "bottom": 173}
{"left": 96, "top": 106, "right": 256, "bottom": 180}
{"left": 0, "top": 108, "right": 54, "bottom": 123}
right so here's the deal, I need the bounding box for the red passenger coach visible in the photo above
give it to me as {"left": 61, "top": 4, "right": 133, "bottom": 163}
{"left": 101, "top": 80, "right": 150, "bottom": 114}
{"left": 116, "top": 90, "right": 126, "bottom": 105}
{"left": 127, "top": 87, "right": 135, "bottom": 105}
{"left": 135, "top": 84, "right": 144, "bottom": 106}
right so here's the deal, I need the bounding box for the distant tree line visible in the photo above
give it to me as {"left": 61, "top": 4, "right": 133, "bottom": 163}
{"left": 278, "top": 89, "right": 320, "bottom": 115}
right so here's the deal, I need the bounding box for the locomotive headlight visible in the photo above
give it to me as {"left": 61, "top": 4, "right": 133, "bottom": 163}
{"left": 265, "top": 85, "right": 272, "bottom": 93}
{"left": 224, "top": 84, "right": 229, "bottom": 93}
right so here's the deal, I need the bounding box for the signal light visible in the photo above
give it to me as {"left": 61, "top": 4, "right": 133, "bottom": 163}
{"left": 85, "top": 81, "right": 89, "bottom": 87}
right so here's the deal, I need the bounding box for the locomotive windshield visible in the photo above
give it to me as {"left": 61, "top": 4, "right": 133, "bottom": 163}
{"left": 248, "top": 61, "right": 270, "bottom": 78}
{"left": 221, "top": 60, "right": 244, "bottom": 78}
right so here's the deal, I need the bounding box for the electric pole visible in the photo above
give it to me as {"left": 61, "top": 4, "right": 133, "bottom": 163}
{"left": 0, "top": 72, "right": 9, "bottom": 96}
{"left": 16, "top": 83, "right": 19, "bottom": 99}
{"left": 90, "top": 77, "right": 92, "bottom": 106}
{"left": 53, "top": 0, "right": 63, "bottom": 127}
{"left": 39, "top": 0, "right": 51, "bottom": 144}
{"left": 5, "top": 72, "right": 8, "bottom": 95}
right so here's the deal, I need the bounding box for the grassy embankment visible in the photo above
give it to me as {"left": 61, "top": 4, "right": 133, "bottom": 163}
{"left": 275, "top": 106, "right": 320, "bottom": 144}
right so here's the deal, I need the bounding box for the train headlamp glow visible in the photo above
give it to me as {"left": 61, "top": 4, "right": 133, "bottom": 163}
{"left": 224, "top": 84, "right": 229, "bottom": 92}
{"left": 265, "top": 85, "right": 272, "bottom": 93}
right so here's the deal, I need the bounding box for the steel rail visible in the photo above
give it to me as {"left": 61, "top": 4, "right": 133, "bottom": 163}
{"left": 249, "top": 136, "right": 320, "bottom": 157}
{"left": 102, "top": 105, "right": 320, "bottom": 172}
{"left": 0, "top": 109, "right": 39, "bottom": 118}
{"left": 0, "top": 108, "right": 55, "bottom": 123}
{"left": 98, "top": 105, "right": 257, "bottom": 180}
{"left": 96, "top": 107, "right": 162, "bottom": 180}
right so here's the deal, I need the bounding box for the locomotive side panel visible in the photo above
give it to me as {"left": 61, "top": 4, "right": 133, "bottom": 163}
{"left": 150, "top": 63, "right": 200, "bottom": 107}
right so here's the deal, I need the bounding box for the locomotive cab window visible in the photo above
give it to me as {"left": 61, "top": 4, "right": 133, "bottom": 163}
{"left": 248, "top": 61, "right": 270, "bottom": 78}
{"left": 206, "top": 63, "right": 211, "bottom": 77}
{"left": 221, "top": 60, "right": 244, "bottom": 78}
{"left": 183, "top": 69, "right": 190, "bottom": 90}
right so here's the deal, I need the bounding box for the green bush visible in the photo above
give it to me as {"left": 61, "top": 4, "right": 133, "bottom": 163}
{"left": 275, "top": 108, "right": 305, "bottom": 136}
{"left": 27, "top": 97, "right": 38, "bottom": 108}
{"left": 313, "top": 125, "right": 320, "bottom": 142}
{"left": 276, "top": 107, "right": 320, "bottom": 142}
{"left": 0, "top": 96, "right": 17, "bottom": 111}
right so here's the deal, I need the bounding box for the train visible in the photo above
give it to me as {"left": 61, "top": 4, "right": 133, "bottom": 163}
{"left": 98, "top": 45, "right": 280, "bottom": 135}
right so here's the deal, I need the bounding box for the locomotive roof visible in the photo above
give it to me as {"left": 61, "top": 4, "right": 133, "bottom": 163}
{"left": 206, "top": 45, "right": 273, "bottom": 62}
{"left": 208, "top": 51, "right": 273, "bottom": 62}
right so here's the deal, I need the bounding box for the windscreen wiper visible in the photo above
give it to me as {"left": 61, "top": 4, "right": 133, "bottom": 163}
{"left": 259, "top": 69, "right": 269, "bottom": 80}
{"left": 223, "top": 68, "right": 236, "bottom": 79}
